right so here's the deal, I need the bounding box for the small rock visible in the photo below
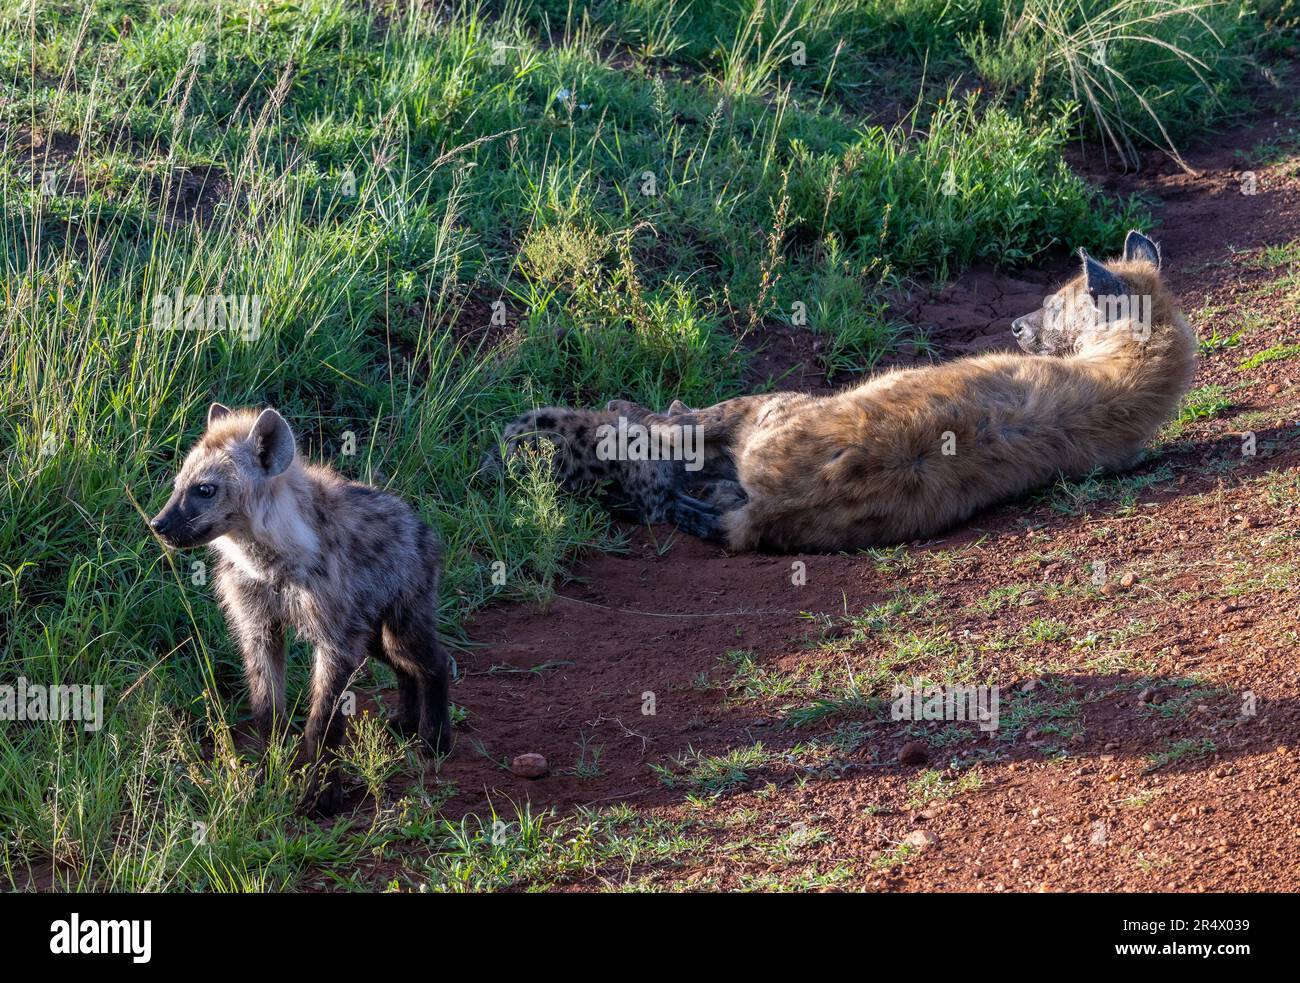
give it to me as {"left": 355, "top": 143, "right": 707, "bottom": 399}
{"left": 903, "top": 829, "right": 939, "bottom": 850}
{"left": 511, "top": 752, "right": 549, "bottom": 779}
{"left": 1100, "top": 582, "right": 1119, "bottom": 597}
{"left": 899, "top": 740, "right": 929, "bottom": 765}
{"left": 1120, "top": 572, "right": 1137, "bottom": 589}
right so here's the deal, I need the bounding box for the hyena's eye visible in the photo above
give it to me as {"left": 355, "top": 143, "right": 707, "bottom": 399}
{"left": 192, "top": 483, "right": 217, "bottom": 498}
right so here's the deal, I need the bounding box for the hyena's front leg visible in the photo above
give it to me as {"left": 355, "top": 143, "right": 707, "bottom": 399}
{"left": 227, "top": 600, "right": 287, "bottom": 751}
{"left": 300, "top": 639, "right": 365, "bottom": 816}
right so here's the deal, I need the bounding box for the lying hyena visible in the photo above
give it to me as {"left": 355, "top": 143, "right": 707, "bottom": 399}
{"left": 150, "top": 404, "right": 451, "bottom": 815}
{"left": 492, "top": 230, "right": 1195, "bottom": 553}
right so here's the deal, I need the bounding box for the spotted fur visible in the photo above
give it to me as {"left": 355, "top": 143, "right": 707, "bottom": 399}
{"left": 150, "top": 405, "right": 451, "bottom": 815}
{"left": 492, "top": 231, "right": 1196, "bottom": 553}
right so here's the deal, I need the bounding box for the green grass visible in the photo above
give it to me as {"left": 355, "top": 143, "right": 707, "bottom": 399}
{"left": 1238, "top": 342, "right": 1300, "bottom": 371}
{"left": 906, "top": 767, "right": 984, "bottom": 807}
{"left": 1035, "top": 464, "right": 1176, "bottom": 515}
{"left": 1144, "top": 737, "right": 1217, "bottom": 773}
{"left": 1177, "top": 383, "right": 1234, "bottom": 423}
{"left": 0, "top": 0, "right": 1284, "bottom": 891}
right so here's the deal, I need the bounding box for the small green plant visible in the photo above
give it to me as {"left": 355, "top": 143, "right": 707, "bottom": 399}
{"left": 337, "top": 711, "right": 413, "bottom": 809}
{"left": 572, "top": 734, "right": 606, "bottom": 780}
{"left": 1177, "top": 384, "right": 1233, "bottom": 423}
{"left": 1144, "top": 738, "right": 1217, "bottom": 773}
{"left": 1238, "top": 343, "right": 1300, "bottom": 372}
{"left": 906, "top": 767, "right": 984, "bottom": 808}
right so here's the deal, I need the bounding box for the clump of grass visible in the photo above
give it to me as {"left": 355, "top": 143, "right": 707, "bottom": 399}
{"left": 653, "top": 743, "right": 775, "bottom": 796}
{"left": 1037, "top": 465, "right": 1175, "bottom": 515}
{"left": 906, "top": 767, "right": 984, "bottom": 808}
{"left": 967, "top": 0, "right": 1256, "bottom": 167}
{"left": 337, "top": 711, "right": 414, "bottom": 810}
{"left": 1238, "top": 342, "right": 1300, "bottom": 371}
{"left": 1144, "top": 737, "right": 1217, "bottom": 772}
{"left": 1177, "top": 383, "right": 1234, "bottom": 423}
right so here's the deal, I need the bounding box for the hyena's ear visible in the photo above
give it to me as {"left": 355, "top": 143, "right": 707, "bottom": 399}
{"left": 1123, "top": 229, "right": 1161, "bottom": 270}
{"left": 1079, "top": 248, "right": 1127, "bottom": 301}
{"left": 249, "top": 408, "right": 296, "bottom": 477}
{"left": 207, "top": 402, "right": 232, "bottom": 428}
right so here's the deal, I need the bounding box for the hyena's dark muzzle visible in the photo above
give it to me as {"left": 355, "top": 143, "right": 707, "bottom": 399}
{"left": 149, "top": 497, "right": 215, "bottom": 548}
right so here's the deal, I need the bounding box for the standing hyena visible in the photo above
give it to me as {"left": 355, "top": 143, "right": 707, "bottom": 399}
{"left": 150, "top": 404, "right": 451, "bottom": 815}
{"left": 492, "top": 231, "right": 1196, "bottom": 553}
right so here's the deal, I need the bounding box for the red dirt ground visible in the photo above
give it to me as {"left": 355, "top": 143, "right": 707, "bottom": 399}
{"left": 404, "top": 80, "right": 1300, "bottom": 891}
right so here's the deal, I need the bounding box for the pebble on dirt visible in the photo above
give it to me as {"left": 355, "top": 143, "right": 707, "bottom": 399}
{"left": 511, "top": 752, "right": 549, "bottom": 779}
{"left": 899, "top": 740, "right": 929, "bottom": 765}
{"left": 904, "top": 829, "right": 939, "bottom": 850}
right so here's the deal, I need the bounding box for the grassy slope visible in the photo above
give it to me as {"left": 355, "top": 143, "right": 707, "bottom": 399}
{"left": 0, "top": 0, "right": 1274, "bottom": 889}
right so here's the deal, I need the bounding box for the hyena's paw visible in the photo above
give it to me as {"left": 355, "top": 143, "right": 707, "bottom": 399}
{"left": 668, "top": 493, "right": 727, "bottom": 542}
{"left": 692, "top": 479, "right": 747, "bottom": 510}
{"left": 418, "top": 714, "right": 453, "bottom": 759}
{"left": 386, "top": 710, "right": 419, "bottom": 739}
{"left": 300, "top": 768, "right": 346, "bottom": 819}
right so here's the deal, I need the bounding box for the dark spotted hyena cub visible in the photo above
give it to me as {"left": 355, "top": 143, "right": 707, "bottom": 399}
{"left": 150, "top": 403, "right": 451, "bottom": 815}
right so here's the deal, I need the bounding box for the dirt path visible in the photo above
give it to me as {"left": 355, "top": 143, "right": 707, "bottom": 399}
{"left": 438, "top": 83, "right": 1300, "bottom": 891}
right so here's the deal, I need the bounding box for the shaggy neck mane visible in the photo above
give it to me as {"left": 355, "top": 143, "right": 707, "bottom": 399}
{"left": 218, "top": 461, "right": 321, "bottom": 579}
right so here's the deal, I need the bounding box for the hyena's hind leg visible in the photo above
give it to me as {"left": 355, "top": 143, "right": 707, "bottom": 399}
{"left": 370, "top": 630, "right": 421, "bottom": 738}
{"left": 301, "top": 637, "right": 367, "bottom": 816}
{"left": 380, "top": 602, "right": 452, "bottom": 758}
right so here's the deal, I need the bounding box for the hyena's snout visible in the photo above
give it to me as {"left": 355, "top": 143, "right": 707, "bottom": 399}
{"left": 1011, "top": 309, "right": 1045, "bottom": 353}
{"left": 1010, "top": 314, "right": 1031, "bottom": 344}
{"left": 148, "top": 505, "right": 189, "bottom": 547}
{"left": 149, "top": 496, "right": 210, "bottom": 549}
